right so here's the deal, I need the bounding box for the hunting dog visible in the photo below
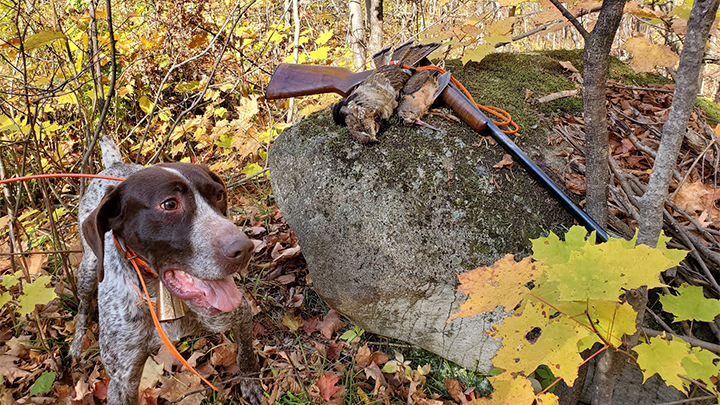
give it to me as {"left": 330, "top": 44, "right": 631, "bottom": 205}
{"left": 70, "top": 136, "right": 262, "bottom": 405}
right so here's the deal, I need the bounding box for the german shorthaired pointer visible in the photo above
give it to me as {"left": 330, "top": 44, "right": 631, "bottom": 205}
{"left": 70, "top": 137, "right": 262, "bottom": 404}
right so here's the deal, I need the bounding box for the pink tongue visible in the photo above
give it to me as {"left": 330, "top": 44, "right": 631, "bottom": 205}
{"left": 200, "top": 277, "right": 244, "bottom": 312}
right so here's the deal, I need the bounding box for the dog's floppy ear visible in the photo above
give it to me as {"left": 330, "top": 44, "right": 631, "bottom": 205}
{"left": 82, "top": 185, "right": 123, "bottom": 282}
{"left": 203, "top": 166, "right": 228, "bottom": 215}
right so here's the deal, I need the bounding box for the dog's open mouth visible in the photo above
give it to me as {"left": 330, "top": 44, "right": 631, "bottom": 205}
{"left": 162, "top": 270, "right": 243, "bottom": 312}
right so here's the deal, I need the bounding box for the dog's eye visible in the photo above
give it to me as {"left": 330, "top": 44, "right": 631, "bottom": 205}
{"left": 216, "top": 190, "right": 225, "bottom": 201}
{"left": 161, "top": 198, "right": 179, "bottom": 211}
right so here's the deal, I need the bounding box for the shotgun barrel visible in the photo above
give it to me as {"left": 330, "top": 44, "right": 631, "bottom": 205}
{"left": 440, "top": 83, "right": 609, "bottom": 243}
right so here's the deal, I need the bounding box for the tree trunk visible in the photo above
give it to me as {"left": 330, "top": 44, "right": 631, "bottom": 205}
{"left": 366, "top": 0, "right": 383, "bottom": 57}
{"left": 582, "top": 0, "right": 627, "bottom": 231}
{"left": 637, "top": 0, "right": 720, "bottom": 247}
{"left": 348, "top": 0, "right": 366, "bottom": 71}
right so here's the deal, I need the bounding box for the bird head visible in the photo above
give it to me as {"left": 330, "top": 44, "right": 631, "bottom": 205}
{"left": 344, "top": 104, "right": 381, "bottom": 144}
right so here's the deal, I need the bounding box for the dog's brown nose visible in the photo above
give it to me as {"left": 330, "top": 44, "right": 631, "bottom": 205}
{"left": 222, "top": 234, "right": 254, "bottom": 262}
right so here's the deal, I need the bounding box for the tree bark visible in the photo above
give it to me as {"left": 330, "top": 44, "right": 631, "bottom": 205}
{"left": 348, "top": 0, "right": 366, "bottom": 71}
{"left": 582, "top": 0, "right": 627, "bottom": 230}
{"left": 366, "top": 0, "right": 383, "bottom": 57}
{"left": 637, "top": 0, "right": 720, "bottom": 247}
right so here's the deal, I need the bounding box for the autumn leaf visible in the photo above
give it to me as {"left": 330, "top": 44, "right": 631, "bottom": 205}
{"left": 317, "top": 372, "right": 340, "bottom": 401}
{"left": 449, "top": 255, "right": 544, "bottom": 321}
{"left": 461, "top": 44, "right": 494, "bottom": 65}
{"left": 621, "top": 37, "right": 679, "bottom": 73}
{"left": 487, "top": 17, "right": 516, "bottom": 36}
{"left": 672, "top": 180, "right": 720, "bottom": 214}
{"left": 542, "top": 232, "right": 684, "bottom": 302}
{"left": 659, "top": 284, "right": 720, "bottom": 322}
{"left": 682, "top": 347, "right": 720, "bottom": 391}
{"left": 17, "top": 275, "right": 57, "bottom": 316}
{"left": 489, "top": 301, "right": 594, "bottom": 386}
{"left": 493, "top": 154, "right": 514, "bottom": 170}
{"left": 317, "top": 309, "right": 347, "bottom": 339}
{"left": 468, "top": 377, "right": 535, "bottom": 404}
{"left": 23, "top": 30, "right": 66, "bottom": 51}
{"left": 634, "top": 334, "right": 691, "bottom": 392}
{"left": 316, "top": 29, "right": 334, "bottom": 45}
{"left": 531, "top": 226, "right": 592, "bottom": 267}
{"left": 558, "top": 61, "right": 579, "bottom": 73}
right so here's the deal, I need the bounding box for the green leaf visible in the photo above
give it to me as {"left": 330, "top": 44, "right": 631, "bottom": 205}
{"left": 258, "top": 149, "right": 267, "bottom": 160}
{"left": 660, "top": 284, "right": 720, "bottom": 322}
{"left": 547, "top": 237, "right": 684, "bottom": 302}
{"left": 682, "top": 347, "right": 720, "bottom": 390}
{"left": 381, "top": 362, "right": 397, "bottom": 373}
{"left": 242, "top": 163, "right": 264, "bottom": 178}
{"left": 216, "top": 133, "right": 233, "bottom": 149}
{"left": 531, "top": 226, "right": 590, "bottom": 267}
{"left": 0, "top": 292, "right": 11, "bottom": 308}
{"left": 17, "top": 276, "right": 57, "bottom": 316}
{"left": 29, "top": 371, "right": 56, "bottom": 396}
{"left": 316, "top": 29, "right": 334, "bottom": 45}
{"left": 634, "top": 334, "right": 690, "bottom": 392}
{"left": 1, "top": 270, "right": 22, "bottom": 288}
{"left": 339, "top": 329, "right": 357, "bottom": 341}
{"left": 24, "top": 30, "right": 65, "bottom": 51}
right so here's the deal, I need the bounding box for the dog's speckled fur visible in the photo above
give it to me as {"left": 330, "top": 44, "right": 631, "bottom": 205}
{"left": 70, "top": 136, "right": 262, "bottom": 405}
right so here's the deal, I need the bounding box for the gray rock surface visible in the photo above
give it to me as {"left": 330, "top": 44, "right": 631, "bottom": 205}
{"left": 268, "top": 108, "right": 575, "bottom": 370}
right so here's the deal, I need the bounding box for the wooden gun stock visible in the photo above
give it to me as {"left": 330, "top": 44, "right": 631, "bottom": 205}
{"left": 266, "top": 63, "right": 373, "bottom": 99}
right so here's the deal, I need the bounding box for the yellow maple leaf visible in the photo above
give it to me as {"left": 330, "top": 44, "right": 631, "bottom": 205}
{"left": 461, "top": 44, "right": 495, "bottom": 65}
{"left": 634, "top": 334, "right": 691, "bottom": 392}
{"left": 621, "top": 37, "right": 679, "bottom": 73}
{"left": 468, "top": 377, "right": 535, "bottom": 404}
{"left": 489, "top": 301, "right": 594, "bottom": 386}
{"left": 449, "top": 255, "right": 543, "bottom": 321}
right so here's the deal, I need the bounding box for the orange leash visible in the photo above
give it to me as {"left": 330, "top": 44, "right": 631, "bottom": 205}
{"left": 412, "top": 64, "right": 520, "bottom": 135}
{"left": 114, "top": 235, "right": 218, "bottom": 391}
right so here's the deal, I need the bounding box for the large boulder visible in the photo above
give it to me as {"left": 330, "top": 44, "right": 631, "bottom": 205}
{"left": 268, "top": 55, "right": 582, "bottom": 369}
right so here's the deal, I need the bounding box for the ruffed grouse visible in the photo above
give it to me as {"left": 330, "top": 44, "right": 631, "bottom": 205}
{"left": 332, "top": 41, "right": 441, "bottom": 144}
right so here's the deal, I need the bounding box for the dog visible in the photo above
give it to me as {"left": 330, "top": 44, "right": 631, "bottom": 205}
{"left": 70, "top": 136, "right": 262, "bottom": 405}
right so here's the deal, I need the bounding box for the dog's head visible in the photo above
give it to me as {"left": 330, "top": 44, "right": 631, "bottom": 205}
{"left": 82, "top": 163, "right": 254, "bottom": 315}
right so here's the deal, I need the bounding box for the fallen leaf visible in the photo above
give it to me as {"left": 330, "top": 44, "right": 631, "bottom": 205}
{"left": 282, "top": 312, "right": 302, "bottom": 332}
{"left": 445, "top": 378, "right": 466, "bottom": 403}
{"left": 558, "top": 61, "right": 579, "bottom": 73}
{"left": 621, "top": 37, "right": 679, "bottom": 73}
{"left": 564, "top": 173, "right": 586, "bottom": 195}
{"left": 355, "top": 344, "right": 372, "bottom": 367}
{"left": 317, "top": 309, "right": 347, "bottom": 340}
{"left": 493, "top": 154, "right": 514, "bottom": 170}
{"left": 139, "top": 357, "right": 164, "bottom": 390}
{"left": 0, "top": 355, "right": 30, "bottom": 383}
{"left": 317, "top": 372, "right": 341, "bottom": 401}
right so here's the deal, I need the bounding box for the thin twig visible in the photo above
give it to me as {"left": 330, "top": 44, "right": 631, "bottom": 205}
{"left": 547, "top": 0, "right": 589, "bottom": 38}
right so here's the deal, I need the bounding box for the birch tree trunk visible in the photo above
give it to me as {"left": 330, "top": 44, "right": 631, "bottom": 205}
{"left": 348, "top": 0, "right": 366, "bottom": 71}
{"left": 637, "top": 0, "right": 720, "bottom": 247}
{"left": 366, "top": 0, "right": 383, "bottom": 57}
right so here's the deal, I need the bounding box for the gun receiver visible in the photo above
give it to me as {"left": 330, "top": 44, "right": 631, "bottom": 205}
{"left": 266, "top": 64, "right": 608, "bottom": 242}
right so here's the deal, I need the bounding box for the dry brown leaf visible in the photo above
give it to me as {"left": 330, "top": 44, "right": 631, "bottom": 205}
{"left": 558, "top": 61, "right": 579, "bottom": 73}
{"left": 564, "top": 173, "right": 587, "bottom": 195}
{"left": 625, "top": 2, "right": 667, "bottom": 18}
{"left": 493, "top": 154, "right": 514, "bottom": 170}
{"left": 673, "top": 180, "right": 720, "bottom": 214}
{"left": 355, "top": 344, "right": 372, "bottom": 367}
{"left": 621, "top": 37, "right": 679, "bottom": 72}
{"left": 445, "top": 378, "right": 466, "bottom": 403}
{"left": 282, "top": 312, "right": 302, "bottom": 332}
{"left": 0, "top": 355, "right": 29, "bottom": 383}
{"left": 317, "top": 309, "right": 347, "bottom": 340}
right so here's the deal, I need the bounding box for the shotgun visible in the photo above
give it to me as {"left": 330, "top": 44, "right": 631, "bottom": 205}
{"left": 266, "top": 63, "right": 609, "bottom": 243}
